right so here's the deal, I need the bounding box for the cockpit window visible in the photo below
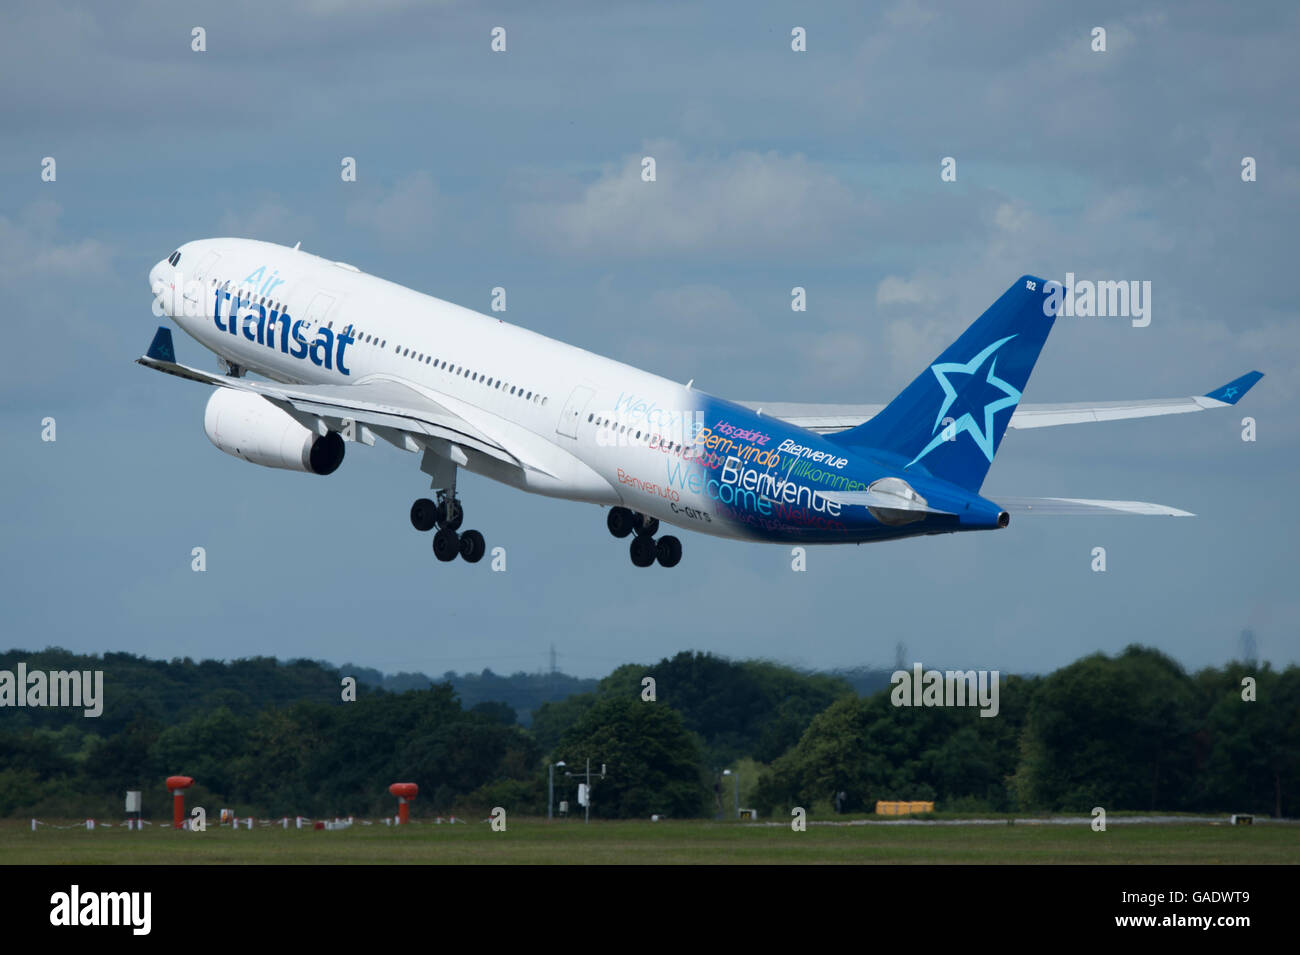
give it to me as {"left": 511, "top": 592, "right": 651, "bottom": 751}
{"left": 168, "top": 251, "right": 181, "bottom": 266}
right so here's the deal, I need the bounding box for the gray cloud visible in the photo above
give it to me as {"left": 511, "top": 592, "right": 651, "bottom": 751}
{"left": 518, "top": 141, "right": 874, "bottom": 258}
{"left": 345, "top": 171, "right": 439, "bottom": 244}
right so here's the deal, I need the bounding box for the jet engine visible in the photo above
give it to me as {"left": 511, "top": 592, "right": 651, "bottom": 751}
{"left": 203, "top": 388, "right": 344, "bottom": 475}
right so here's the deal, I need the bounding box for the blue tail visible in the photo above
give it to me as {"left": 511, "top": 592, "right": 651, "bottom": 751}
{"left": 827, "top": 275, "right": 1058, "bottom": 492}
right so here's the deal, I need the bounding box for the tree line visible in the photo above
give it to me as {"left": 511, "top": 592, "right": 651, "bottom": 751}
{"left": 0, "top": 645, "right": 1294, "bottom": 820}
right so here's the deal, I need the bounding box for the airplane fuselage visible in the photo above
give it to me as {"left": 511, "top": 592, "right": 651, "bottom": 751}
{"left": 150, "top": 238, "right": 1006, "bottom": 546}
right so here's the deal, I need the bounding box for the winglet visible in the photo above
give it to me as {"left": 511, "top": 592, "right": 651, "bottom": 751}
{"left": 1204, "top": 371, "right": 1263, "bottom": 405}
{"left": 145, "top": 326, "right": 176, "bottom": 363}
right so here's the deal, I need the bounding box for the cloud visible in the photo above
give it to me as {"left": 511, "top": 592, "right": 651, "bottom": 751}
{"left": 518, "top": 143, "right": 873, "bottom": 258}
{"left": 217, "top": 198, "right": 316, "bottom": 245}
{"left": 992, "top": 201, "right": 1033, "bottom": 234}
{"left": 0, "top": 201, "right": 111, "bottom": 286}
{"left": 876, "top": 274, "right": 941, "bottom": 307}
{"left": 345, "top": 171, "right": 439, "bottom": 244}
{"left": 884, "top": 0, "right": 936, "bottom": 28}
{"left": 644, "top": 283, "right": 748, "bottom": 332}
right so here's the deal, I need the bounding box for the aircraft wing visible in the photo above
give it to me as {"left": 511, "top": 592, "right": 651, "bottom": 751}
{"left": 136, "top": 326, "right": 539, "bottom": 473}
{"left": 740, "top": 371, "right": 1263, "bottom": 435}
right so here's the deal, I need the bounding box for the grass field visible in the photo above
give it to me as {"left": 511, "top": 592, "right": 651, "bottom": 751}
{"left": 5, "top": 818, "right": 1298, "bottom": 864}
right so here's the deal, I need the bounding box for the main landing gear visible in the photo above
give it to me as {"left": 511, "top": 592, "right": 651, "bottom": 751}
{"left": 410, "top": 491, "right": 486, "bottom": 563}
{"left": 607, "top": 506, "right": 681, "bottom": 568}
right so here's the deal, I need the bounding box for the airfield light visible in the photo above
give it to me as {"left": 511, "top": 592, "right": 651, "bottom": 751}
{"left": 166, "top": 775, "right": 194, "bottom": 829}
{"left": 722, "top": 769, "right": 739, "bottom": 818}
{"left": 388, "top": 782, "right": 418, "bottom": 825}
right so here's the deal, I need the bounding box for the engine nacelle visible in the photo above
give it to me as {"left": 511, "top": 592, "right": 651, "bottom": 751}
{"left": 203, "top": 389, "right": 344, "bottom": 475}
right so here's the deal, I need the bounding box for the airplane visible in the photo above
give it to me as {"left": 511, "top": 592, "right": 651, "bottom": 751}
{"left": 141, "top": 239, "right": 1262, "bottom": 568}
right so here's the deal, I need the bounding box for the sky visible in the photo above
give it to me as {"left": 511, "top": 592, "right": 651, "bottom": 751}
{"left": 1, "top": 0, "right": 1296, "bottom": 679}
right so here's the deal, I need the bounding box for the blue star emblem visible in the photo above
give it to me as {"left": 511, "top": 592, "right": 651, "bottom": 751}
{"left": 1221, "top": 386, "right": 1238, "bottom": 400}
{"left": 906, "top": 335, "right": 1021, "bottom": 469}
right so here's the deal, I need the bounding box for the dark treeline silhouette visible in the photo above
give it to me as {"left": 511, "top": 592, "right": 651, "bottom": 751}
{"left": 755, "top": 647, "right": 1298, "bottom": 818}
{"left": 339, "top": 662, "right": 597, "bottom": 726}
{"left": 0, "top": 645, "right": 1294, "bottom": 820}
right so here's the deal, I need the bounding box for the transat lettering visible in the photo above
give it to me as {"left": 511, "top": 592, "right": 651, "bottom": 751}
{"left": 212, "top": 286, "right": 352, "bottom": 375}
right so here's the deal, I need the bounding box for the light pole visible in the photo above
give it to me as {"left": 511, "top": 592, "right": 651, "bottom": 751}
{"left": 564, "top": 759, "right": 606, "bottom": 823}
{"left": 722, "top": 768, "right": 739, "bottom": 819}
{"left": 548, "top": 760, "right": 565, "bottom": 820}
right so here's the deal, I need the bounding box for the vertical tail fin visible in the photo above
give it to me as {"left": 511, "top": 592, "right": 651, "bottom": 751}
{"left": 827, "top": 275, "right": 1057, "bottom": 492}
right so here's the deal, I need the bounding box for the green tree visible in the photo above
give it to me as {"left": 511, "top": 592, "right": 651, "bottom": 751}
{"left": 555, "top": 697, "right": 709, "bottom": 818}
{"left": 1011, "top": 646, "right": 1198, "bottom": 811}
{"left": 1196, "top": 662, "right": 1300, "bottom": 816}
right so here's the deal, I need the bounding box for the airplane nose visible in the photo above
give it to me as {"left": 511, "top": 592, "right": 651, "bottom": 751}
{"left": 149, "top": 259, "right": 167, "bottom": 293}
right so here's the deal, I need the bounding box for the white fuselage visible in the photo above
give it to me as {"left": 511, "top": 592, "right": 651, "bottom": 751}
{"left": 151, "top": 238, "right": 743, "bottom": 538}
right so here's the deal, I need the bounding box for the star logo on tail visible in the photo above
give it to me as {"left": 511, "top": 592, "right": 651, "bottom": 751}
{"left": 906, "top": 335, "right": 1021, "bottom": 469}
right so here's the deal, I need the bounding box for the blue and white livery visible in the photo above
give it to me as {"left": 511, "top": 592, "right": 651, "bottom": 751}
{"left": 141, "top": 239, "right": 1263, "bottom": 567}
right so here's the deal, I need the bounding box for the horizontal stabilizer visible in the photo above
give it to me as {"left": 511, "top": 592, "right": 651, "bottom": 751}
{"left": 996, "top": 496, "right": 1194, "bottom": 517}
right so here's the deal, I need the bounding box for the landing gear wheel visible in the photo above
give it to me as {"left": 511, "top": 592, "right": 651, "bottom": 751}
{"left": 634, "top": 513, "right": 660, "bottom": 537}
{"left": 459, "top": 529, "right": 486, "bottom": 563}
{"left": 410, "top": 498, "right": 438, "bottom": 532}
{"left": 436, "top": 499, "right": 464, "bottom": 531}
{"left": 630, "top": 534, "right": 656, "bottom": 568}
{"left": 433, "top": 528, "right": 460, "bottom": 562}
{"left": 655, "top": 535, "right": 682, "bottom": 568}
{"left": 607, "top": 507, "right": 635, "bottom": 538}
